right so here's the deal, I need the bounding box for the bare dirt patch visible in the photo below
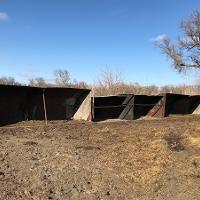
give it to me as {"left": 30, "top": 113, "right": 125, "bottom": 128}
{"left": 0, "top": 115, "right": 200, "bottom": 199}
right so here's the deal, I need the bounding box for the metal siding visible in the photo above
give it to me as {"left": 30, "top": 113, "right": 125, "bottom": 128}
{"left": 0, "top": 85, "right": 91, "bottom": 126}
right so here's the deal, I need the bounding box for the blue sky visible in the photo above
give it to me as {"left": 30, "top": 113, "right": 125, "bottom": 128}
{"left": 0, "top": 0, "right": 200, "bottom": 85}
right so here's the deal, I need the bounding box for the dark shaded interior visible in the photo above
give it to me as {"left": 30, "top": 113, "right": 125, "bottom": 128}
{"left": 134, "top": 95, "right": 164, "bottom": 119}
{"left": 44, "top": 88, "right": 90, "bottom": 120}
{"left": 92, "top": 95, "right": 133, "bottom": 121}
{"left": 92, "top": 94, "right": 164, "bottom": 121}
{"left": 189, "top": 95, "right": 200, "bottom": 112}
{"left": 93, "top": 96, "right": 128, "bottom": 107}
{"left": 93, "top": 106, "right": 126, "bottom": 121}
{"left": 165, "top": 93, "right": 200, "bottom": 116}
{"left": 0, "top": 85, "right": 90, "bottom": 126}
{"left": 0, "top": 85, "right": 41, "bottom": 126}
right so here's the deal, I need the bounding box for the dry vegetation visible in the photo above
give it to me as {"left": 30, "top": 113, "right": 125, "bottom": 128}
{"left": 92, "top": 82, "right": 200, "bottom": 96}
{"left": 91, "top": 69, "right": 200, "bottom": 96}
{"left": 0, "top": 115, "right": 200, "bottom": 199}
{"left": 1, "top": 69, "right": 200, "bottom": 96}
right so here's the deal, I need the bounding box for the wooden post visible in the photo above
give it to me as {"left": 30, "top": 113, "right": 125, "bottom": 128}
{"left": 162, "top": 94, "right": 167, "bottom": 118}
{"left": 42, "top": 89, "right": 48, "bottom": 125}
{"left": 91, "top": 97, "right": 94, "bottom": 121}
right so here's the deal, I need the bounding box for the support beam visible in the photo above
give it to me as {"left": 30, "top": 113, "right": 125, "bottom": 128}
{"left": 42, "top": 89, "right": 48, "bottom": 125}
{"left": 119, "top": 95, "right": 134, "bottom": 120}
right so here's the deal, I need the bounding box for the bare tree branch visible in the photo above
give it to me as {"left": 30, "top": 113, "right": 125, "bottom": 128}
{"left": 28, "top": 77, "right": 46, "bottom": 87}
{"left": 0, "top": 76, "right": 21, "bottom": 85}
{"left": 155, "top": 10, "right": 200, "bottom": 72}
{"left": 54, "top": 69, "right": 70, "bottom": 86}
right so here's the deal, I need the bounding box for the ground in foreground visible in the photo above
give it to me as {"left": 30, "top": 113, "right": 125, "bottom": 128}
{"left": 0, "top": 115, "right": 200, "bottom": 200}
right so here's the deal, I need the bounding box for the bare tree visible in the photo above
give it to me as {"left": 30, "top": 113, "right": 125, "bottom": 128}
{"left": 71, "top": 79, "right": 88, "bottom": 89}
{"left": 54, "top": 69, "right": 70, "bottom": 86}
{"left": 0, "top": 76, "right": 20, "bottom": 85}
{"left": 92, "top": 68, "right": 125, "bottom": 95}
{"left": 98, "top": 68, "right": 124, "bottom": 88}
{"left": 28, "top": 77, "right": 46, "bottom": 87}
{"left": 155, "top": 10, "right": 200, "bottom": 72}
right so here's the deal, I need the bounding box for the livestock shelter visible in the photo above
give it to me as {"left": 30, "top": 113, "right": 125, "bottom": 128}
{"left": 91, "top": 94, "right": 165, "bottom": 121}
{"left": 92, "top": 94, "right": 134, "bottom": 121}
{"left": 162, "top": 93, "right": 200, "bottom": 116}
{"left": 0, "top": 85, "right": 91, "bottom": 126}
{"left": 134, "top": 95, "right": 165, "bottom": 119}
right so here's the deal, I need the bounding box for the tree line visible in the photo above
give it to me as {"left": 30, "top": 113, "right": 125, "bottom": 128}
{"left": 0, "top": 68, "right": 200, "bottom": 96}
{"left": 0, "top": 69, "right": 88, "bottom": 89}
